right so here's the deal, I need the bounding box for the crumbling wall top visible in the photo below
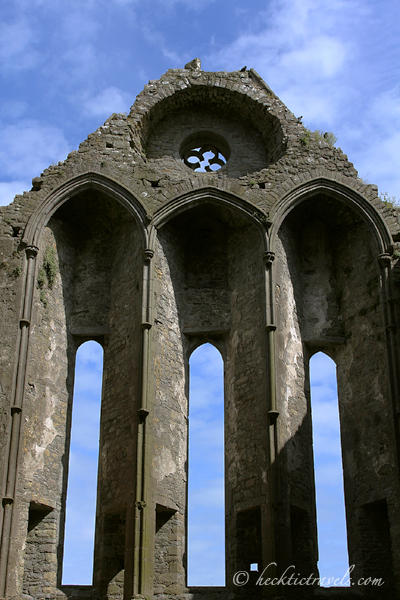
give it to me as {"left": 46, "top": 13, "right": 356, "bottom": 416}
{"left": 1, "top": 61, "right": 400, "bottom": 247}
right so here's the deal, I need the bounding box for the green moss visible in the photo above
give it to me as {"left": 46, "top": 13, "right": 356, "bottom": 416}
{"left": 37, "top": 267, "right": 46, "bottom": 289}
{"left": 40, "top": 290, "right": 48, "bottom": 307}
{"left": 12, "top": 265, "right": 22, "bottom": 278}
{"left": 300, "top": 129, "right": 311, "bottom": 147}
{"left": 42, "top": 246, "right": 58, "bottom": 288}
{"left": 37, "top": 245, "right": 58, "bottom": 296}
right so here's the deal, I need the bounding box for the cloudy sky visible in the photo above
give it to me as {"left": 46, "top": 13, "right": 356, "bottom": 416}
{"left": 2, "top": 0, "right": 398, "bottom": 589}
{"left": 1, "top": 0, "right": 399, "bottom": 207}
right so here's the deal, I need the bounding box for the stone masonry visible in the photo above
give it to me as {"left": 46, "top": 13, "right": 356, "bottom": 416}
{"left": 1, "top": 60, "right": 400, "bottom": 600}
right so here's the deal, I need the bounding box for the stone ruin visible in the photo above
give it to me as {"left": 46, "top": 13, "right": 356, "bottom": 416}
{"left": 0, "top": 60, "right": 400, "bottom": 599}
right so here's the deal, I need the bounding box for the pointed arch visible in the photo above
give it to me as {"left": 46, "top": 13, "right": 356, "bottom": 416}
{"left": 269, "top": 177, "right": 392, "bottom": 254}
{"left": 149, "top": 186, "right": 269, "bottom": 251}
{"left": 23, "top": 171, "right": 149, "bottom": 249}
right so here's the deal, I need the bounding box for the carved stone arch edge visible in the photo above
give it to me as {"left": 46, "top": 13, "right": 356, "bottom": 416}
{"left": 22, "top": 170, "right": 149, "bottom": 248}
{"left": 148, "top": 185, "right": 270, "bottom": 246}
{"left": 268, "top": 176, "right": 393, "bottom": 253}
{"left": 0, "top": 172, "right": 151, "bottom": 598}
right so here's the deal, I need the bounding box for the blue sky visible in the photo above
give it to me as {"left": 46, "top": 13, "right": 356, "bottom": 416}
{"left": 64, "top": 344, "right": 346, "bottom": 586}
{"left": 62, "top": 342, "right": 103, "bottom": 584}
{"left": 310, "top": 352, "right": 348, "bottom": 585}
{"left": 0, "top": 0, "right": 400, "bottom": 206}
{"left": 2, "top": 0, "right": 398, "bottom": 588}
{"left": 188, "top": 345, "right": 225, "bottom": 586}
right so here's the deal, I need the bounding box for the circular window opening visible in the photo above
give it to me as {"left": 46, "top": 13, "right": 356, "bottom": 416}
{"left": 180, "top": 131, "right": 231, "bottom": 172}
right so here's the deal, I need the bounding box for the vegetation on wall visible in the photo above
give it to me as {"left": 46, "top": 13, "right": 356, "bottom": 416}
{"left": 37, "top": 245, "right": 58, "bottom": 306}
{"left": 380, "top": 192, "right": 399, "bottom": 208}
{"left": 300, "top": 128, "right": 338, "bottom": 147}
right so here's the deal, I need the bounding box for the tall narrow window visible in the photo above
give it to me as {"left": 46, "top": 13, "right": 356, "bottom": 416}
{"left": 188, "top": 343, "right": 225, "bottom": 586}
{"left": 310, "top": 352, "right": 349, "bottom": 585}
{"left": 62, "top": 341, "right": 103, "bottom": 585}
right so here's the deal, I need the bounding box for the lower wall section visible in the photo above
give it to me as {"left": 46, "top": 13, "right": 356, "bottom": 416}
{"left": 23, "top": 504, "right": 58, "bottom": 600}
{"left": 357, "top": 499, "right": 394, "bottom": 595}
{"left": 94, "top": 511, "right": 126, "bottom": 597}
{"left": 154, "top": 506, "right": 185, "bottom": 597}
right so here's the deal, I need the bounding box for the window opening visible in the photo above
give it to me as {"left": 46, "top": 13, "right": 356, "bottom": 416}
{"left": 310, "top": 352, "right": 349, "bottom": 586}
{"left": 62, "top": 340, "right": 103, "bottom": 585}
{"left": 188, "top": 343, "right": 225, "bottom": 586}
{"left": 184, "top": 146, "right": 227, "bottom": 172}
{"left": 180, "top": 131, "right": 230, "bottom": 172}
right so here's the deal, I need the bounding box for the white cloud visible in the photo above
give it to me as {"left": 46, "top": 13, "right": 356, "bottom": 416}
{"left": 310, "top": 352, "right": 337, "bottom": 385}
{"left": 280, "top": 35, "right": 347, "bottom": 79}
{"left": 0, "top": 181, "right": 31, "bottom": 207}
{"left": 207, "top": 4, "right": 352, "bottom": 126}
{"left": 315, "top": 460, "right": 344, "bottom": 487}
{"left": 203, "top": 0, "right": 400, "bottom": 196}
{"left": 83, "top": 86, "right": 134, "bottom": 117}
{"left": 348, "top": 86, "right": 400, "bottom": 195}
{"left": 0, "top": 101, "right": 28, "bottom": 119}
{"left": 110, "top": 0, "right": 138, "bottom": 5}
{"left": 0, "top": 120, "right": 71, "bottom": 181}
{"left": 0, "top": 19, "right": 41, "bottom": 71}
{"left": 189, "top": 478, "right": 224, "bottom": 508}
{"left": 60, "top": 11, "right": 101, "bottom": 43}
{"left": 60, "top": 42, "right": 104, "bottom": 85}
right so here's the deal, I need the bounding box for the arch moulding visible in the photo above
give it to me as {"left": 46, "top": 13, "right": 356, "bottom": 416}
{"left": 268, "top": 176, "right": 393, "bottom": 253}
{"left": 23, "top": 171, "right": 149, "bottom": 249}
{"left": 149, "top": 186, "right": 270, "bottom": 250}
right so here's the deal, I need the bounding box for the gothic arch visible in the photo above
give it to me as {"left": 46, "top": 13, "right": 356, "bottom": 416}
{"left": 149, "top": 186, "right": 269, "bottom": 251}
{"left": 23, "top": 171, "right": 149, "bottom": 249}
{"left": 269, "top": 177, "right": 393, "bottom": 253}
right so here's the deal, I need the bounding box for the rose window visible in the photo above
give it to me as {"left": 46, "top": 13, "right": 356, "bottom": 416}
{"left": 180, "top": 132, "right": 230, "bottom": 172}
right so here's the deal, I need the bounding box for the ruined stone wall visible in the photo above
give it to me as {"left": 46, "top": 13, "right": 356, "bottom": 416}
{"left": 18, "top": 222, "right": 74, "bottom": 598}
{"left": 224, "top": 218, "right": 266, "bottom": 590}
{"left": 1, "top": 64, "right": 400, "bottom": 600}
{"left": 334, "top": 222, "right": 398, "bottom": 589}
{"left": 10, "top": 191, "right": 143, "bottom": 599}
{"left": 274, "top": 222, "right": 319, "bottom": 578}
{"left": 94, "top": 205, "right": 143, "bottom": 596}
{"left": 149, "top": 203, "right": 268, "bottom": 597}
{"left": 274, "top": 194, "right": 400, "bottom": 594}
{"left": 151, "top": 227, "right": 187, "bottom": 597}
{"left": 0, "top": 231, "right": 25, "bottom": 495}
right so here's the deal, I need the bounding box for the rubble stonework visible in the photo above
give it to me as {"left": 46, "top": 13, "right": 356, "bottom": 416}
{"left": 1, "top": 62, "right": 400, "bottom": 600}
